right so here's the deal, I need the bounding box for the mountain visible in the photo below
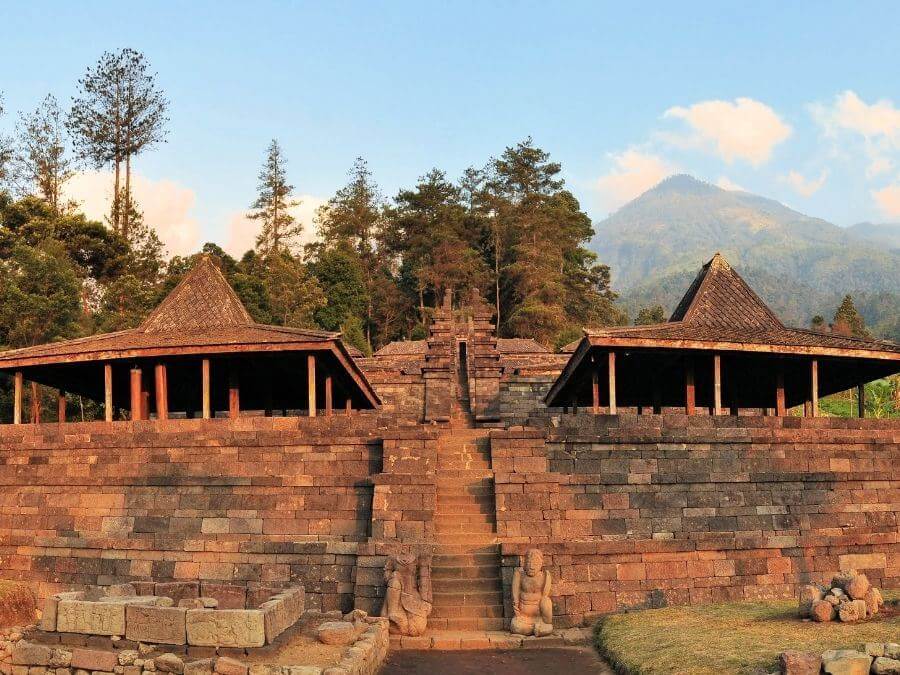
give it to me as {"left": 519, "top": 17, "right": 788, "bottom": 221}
{"left": 593, "top": 175, "right": 900, "bottom": 340}
{"left": 846, "top": 222, "right": 900, "bottom": 251}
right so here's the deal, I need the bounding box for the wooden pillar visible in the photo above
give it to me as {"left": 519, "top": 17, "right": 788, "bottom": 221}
{"left": 30, "top": 381, "right": 41, "bottom": 424}
{"left": 608, "top": 351, "right": 617, "bottom": 415}
{"left": 857, "top": 384, "right": 865, "bottom": 419}
{"left": 685, "top": 358, "right": 696, "bottom": 415}
{"left": 228, "top": 365, "right": 240, "bottom": 419}
{"left": 58, "top": 390, "right": 67, "bottom": 424}
{"left": 154, "top": 363, "right": 168, "bottom": 420}
{"left": 307, "top": 353, "right": 317, "bottom": 417}
{"left": 104, "top": 363, "right": 113, "bottom": 423}
{"left": 591, "top": 355, "right": 600, "bottom": 414}
{"left": 345, "top": 396, "right": 352, "bottom": 416}
{"left": 13, "top": 371, "right": 23, "bottom": 424}
{"left": 202, "top": 359, "right": 211, "bottom": 419}
{"left": 652, "top": 378, "right": 661, "bottom": 415}
{"left": 775, "top": 369, "right": 786, "bottom": 417}
{"left": 810, "top": 359, "right": 819, "bottom": 418}
{"left": 713, "top": 354, "right": 722, "bottom": 415}
{"left": 325, "top": 374, "right": 333, "bottom": 417}
{"left": 130, "top": 368, "right": 142, "bottom": 420}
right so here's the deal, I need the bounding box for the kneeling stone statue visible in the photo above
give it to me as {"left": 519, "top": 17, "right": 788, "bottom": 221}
{"left": 380, "top": 552, "right": 433, "bottom": 636}
{"left": 510, "top": 548, "right": 553, "bottom": 637}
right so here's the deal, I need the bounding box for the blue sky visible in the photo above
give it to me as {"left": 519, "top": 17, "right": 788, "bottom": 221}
{"left": 2, "top": 1, "right": 900, "bottom": 255}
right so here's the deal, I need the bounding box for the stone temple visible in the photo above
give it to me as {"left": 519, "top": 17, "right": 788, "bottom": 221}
{"left": 0, "top": 252, "right": 898, "bottom": 637}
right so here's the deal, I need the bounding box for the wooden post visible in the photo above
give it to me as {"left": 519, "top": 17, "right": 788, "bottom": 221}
{"left": 713, "top": 354, "right": 722, "bottom": 415}
{"left": 775, "top": 369, "right": 786, "bottom": 417}
{"left": 130, "top": 368, "right": 142, "bottom": 420}
{"left": 104, "top": 363, "right": 113, "bottom": 422}
{"left": 345, "top": 396, "right": 352, "bottom": 416}
{"left": 228, "top": 365, "right": 240, "bottom": 419}
{"left": 857, "top": 384, "right": 865, "bottom": 419}
{"left": 30, "top": 381, "right": 41, "bottom": 424}
{"left": 155, "top": 363, "right": 168, "bottom": 420}
{"left": 307, "top": 353, "right": 317, "bottom": 417}
{"left": 13, "top": 371, "right": 23, "bottom": 424}
{"left": 685, "top": 358, "right": 696, "bottom": 415}
{"left": 608, "top": 351, "right": 617, "bottom": 415}
{"left": 202, "top": 359, "right": 211, "bottom": 419}
{"left": 591, "top": 355, "right": 600, "bottom": 414}
{"left": 58, "top": 390, "right": 67, "bottom": 424}
{"left": 652, "top": 378, "right": 661, "bottom": 415}
{"left": 325, "top": 374, "right": 333, "bottom": 417}
{"left": 810, "top": 359, "right": 819, "bottom": 418}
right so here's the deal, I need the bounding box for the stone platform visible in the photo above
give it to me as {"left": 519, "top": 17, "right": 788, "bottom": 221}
{"left": 388, "top": 627, "right": 592, "bottom": 650}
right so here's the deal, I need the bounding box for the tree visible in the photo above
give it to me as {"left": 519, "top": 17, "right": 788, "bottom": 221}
{"left": 810, "top": 315, "right": 826, "bottom": 331}
{"left": 248, "top": 139, "right": 303, "bottom": 255}
{"left": 16, "top": 95, "right": 76, "bottom": 213}
{"left": 309, "top": 242, "right": 368, "bottom": 333}
{"left": 68, "top": 48, "right": 169, "bottom": 237}
{"left": 832, "top": 294, "right": 870, "bottom": 338}
{"left": 263, "top": 252, "right": 325, "bottom": 328}
{"left": 635, "top": 305, "right": 666, "bottom": 325}
{"left": 0, "top": 94, "right": 14, "bottom": 189}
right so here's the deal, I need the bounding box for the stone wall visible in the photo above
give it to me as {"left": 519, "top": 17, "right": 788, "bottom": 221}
{"left": 498, "top": 374, "right": 555, "bottom": 423}
{"left": 0, "top": 415, "right": 398, "bottom": 612}
{"left": 493, "top": 415, "right": 900, "bottom": 627}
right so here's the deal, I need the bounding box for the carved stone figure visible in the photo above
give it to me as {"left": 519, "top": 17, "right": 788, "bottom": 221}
{"left": 510, "top": 548, "right": 553, "bottom": 637}
{"left": 380, "top": 552, "right": 432, "bottom": 636}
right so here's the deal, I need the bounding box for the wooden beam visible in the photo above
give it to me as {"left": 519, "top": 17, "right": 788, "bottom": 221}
{"left": 811, "top": 359, "right": 819, "bottom": 418}
{"left": 202, "top": 359, "right": 211, "bottom": 420}
{"left": 13, "top": 371, "right": 22, "bottom": 424}
{"left": 307, "top": 353, "right": 317, "bottom": 417}
{"left": 591, "top": 354, "right": 600, "bottom": 413}
{"left": 775, "top": 369, "right": 786, "bottom": 417}
{"left": 30, "top": 381, "right": 41, "bottom": 424}
{"left": 58, "top": 390, "right": 66, "bottom": 424}
{"left": 130, "top": 368, "right": 142, "bottom": 421}
{"left": 325, "top": 374, "right": 333, "bottom": 417}
{"left": 857, "top": 384, "right": 865, "bottom": 419}
{"left": 228, "top": 365, "right": 240, "bottom": 419}
{"left": 685, "top": 358, "right": 696, "bottom": 415}
{"left": 155, "top": 363, "right": 168, "bottom": 420}
{"left": 104, "top": 363, "right": 113, "bottom": 423}
{"left": 713, "top": 354, "right": 722, "bottom": 415}
{"left": 608, "top": 351, "right": 617, "bottom": 415}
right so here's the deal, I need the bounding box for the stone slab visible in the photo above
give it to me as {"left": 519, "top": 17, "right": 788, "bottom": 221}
{"left": 56, "top": 602, "right": 125, "bottom": 637}
{"left": 185, "top": 610, "right": 265, "bottom": 648}
{"left": 125, "top": 606, "right": 187, "bottom": 645}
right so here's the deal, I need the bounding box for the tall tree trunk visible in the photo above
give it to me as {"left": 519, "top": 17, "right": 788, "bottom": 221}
{"left": 113, "top": 155, "right": 121, "bottom": 233}
{"left": 124, "top": 153, "right": 131, "bottom": 239}
{"left": 494, "top": 229, "right": 501, "bottom": 328}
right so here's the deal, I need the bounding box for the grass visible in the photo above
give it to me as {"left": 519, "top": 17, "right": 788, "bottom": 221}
{"left": 595, "top": 592, "right": 900, "bottom": 675}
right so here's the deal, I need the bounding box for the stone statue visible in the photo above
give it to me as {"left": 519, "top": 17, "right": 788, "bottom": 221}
{"left": 510, "top": 548, "right": 553, "bottom": 637}
{"left": 380, "top": 552, "right": 433, "bottom": 636}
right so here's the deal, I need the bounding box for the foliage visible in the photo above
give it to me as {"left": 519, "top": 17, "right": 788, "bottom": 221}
{"left": 262, "top": 251, "right": 325, "bottom": 328}
{"left": 832, "top": 294, "right": 870, "bottom": 338}
{"left": 248, "top": 139, "right": 303, "bottom": 255}
{"left": 0, "top": 94, "right": 13, "bottom": 187}
{"left": 635, "top": 304, "right": 666, "bottom": 325}
{"left": 596, "top": 595, "right": 900, "bottom": 675}
{"left": 15, "top": 94, "right": 76, "bottom": 213}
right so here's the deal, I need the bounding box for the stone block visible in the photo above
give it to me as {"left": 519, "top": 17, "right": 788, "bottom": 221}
{"left": 821, "top": 650, "right": 872, "bottom": 675}
{"left": 872, "top": 657, "right": 900, "bottom": 675}
{"left": 261, "top": 588, "right": 304, "bottom": 644}
{"left": 12, "top": 643, "right": 54, "bottom": 666}
{"left": 198, "top": 585, "right": 246, "bottom": 610}
{"left": 185, "top": 610, "right": 265, "bottom": 648}
{"left": 153, "top": 655, "right": 184, "bottom": 675}
{"left": 182, "top": 659, "right": 213, "bottom": 675}
{"left": 125, "top": 606, "right": 186, "bottom": 645}
{"left": 780, "top": 651, "right": 821, "bottom": 675}
{"left": 154, "top": 585, "right": 199, "bottom": 606}
{"left": 69, "top": 650, "right": 118, "bottom": 673}
{"left": 213, "top": 659, "right": 247, "bottom": 675}
{"left": 56, "top": 603, "right": 125, "bottom": 637}
{"left": 40, "top": 598, "right": 59, "bottom": 632}
{"left": 316, "top": 623, "right": 357, "bottom": 646}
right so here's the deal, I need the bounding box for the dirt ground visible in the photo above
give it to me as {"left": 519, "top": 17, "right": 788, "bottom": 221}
{"left": 380, "top": 647, "right": 613, "bottom": 674}
{"left": 243, "top": 616, "right": 346, "bottom": 668}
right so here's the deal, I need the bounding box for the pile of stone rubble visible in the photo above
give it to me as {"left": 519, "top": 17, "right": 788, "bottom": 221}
{"left": 799, "top": 570, "right": 885, "bottom": 623}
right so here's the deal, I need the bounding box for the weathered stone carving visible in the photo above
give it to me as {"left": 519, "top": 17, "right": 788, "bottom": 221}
{"left": 380, "top": 553, "right": 432, "bottom": 636}
{"left": 510, "top": 548, "right": 553, "bottom": 637}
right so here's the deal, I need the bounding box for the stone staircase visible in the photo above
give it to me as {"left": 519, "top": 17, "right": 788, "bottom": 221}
{"left": 429, "top": 422, "right": 504, "bottom": 631}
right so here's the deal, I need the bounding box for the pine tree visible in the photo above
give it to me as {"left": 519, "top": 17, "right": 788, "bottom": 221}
{"left": 16, "top": 95, "right": 76, "bottom": 214}
{"left": 68, "top": 48, "right": 169, "bottom": 237}
{"left": 248, "top": 140, "right": 302, "bottom": 256}
{"left": 635, "top": 305, "right": 666, "bottom": 325}
{"left": 0, "top": 94, "right": 14, "bottom": 189}
{"left": 810, "top": 315, "right": 826, "bottom": 331}
{"left": 832, "top": 294, "right": 870, "bottom": 338}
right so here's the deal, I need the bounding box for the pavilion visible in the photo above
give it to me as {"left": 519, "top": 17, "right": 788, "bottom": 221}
{"left": 0, "top": 256, "right": 379, "bottom": 423}
{"left": 546, "top": 253, "right": 900, "bottom": 416}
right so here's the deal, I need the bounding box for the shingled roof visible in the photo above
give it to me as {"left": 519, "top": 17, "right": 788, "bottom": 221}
{"left": 0, "top": 256, "right": 378, "bottom": 407}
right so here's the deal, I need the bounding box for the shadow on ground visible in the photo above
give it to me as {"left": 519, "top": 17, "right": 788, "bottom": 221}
{"left": 380, "top": 647, "right": 613, "bottom": 674}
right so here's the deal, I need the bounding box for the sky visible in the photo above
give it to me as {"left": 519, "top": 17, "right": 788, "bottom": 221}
{"left": 2, "top": 1, "right": 900, "bottom": 257}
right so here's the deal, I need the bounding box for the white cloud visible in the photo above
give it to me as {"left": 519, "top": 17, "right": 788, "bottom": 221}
{"left": 716, "top": 176, "right": 745, "bottom": 192}
{"left": 782, "top": 169, "right": 829, "bottom": 197}
{"left": 64, "top": 171, "right": 201, "bottom": 256}
{"left": 872, "top": 183, "right": 900, "bottom": 218}
{"left": 813, "top": 91, "right": 900, "bottom": 143}
{"left": 595, "top": 149, "right": 677, "bottom": 212}
{"left": 866, "top": 156, "right": 894, "bottom": 179}
{"left": 224, "top": 195, "right": 326, "bottom": 257}
{"left": 663, "top": 97, "right": 792, "bottom": 166}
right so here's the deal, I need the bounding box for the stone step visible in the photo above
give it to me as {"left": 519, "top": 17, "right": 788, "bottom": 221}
{"left": 432, "top": 564, "right": 500, "bottom": 580}
{"left": 433, "top": 553, "right": 500, "bottom": 567}
{"left": 431, "top": 577, "right": 502, "bottom": 593}
{"left": 434, "top": 513, "right": 495, "bottom": 525}
{"left": 436, "top": 482, "right": 494, "bottom": 493}
{"left": 434, "top": 533, "right": 498, "bottom": 545}
{"left": 428, "top": 617, "right": 506, "bottom": 631}
{"left": 431, "top": 600, "right": 505, "bottom": 617}
{"left": 436, "top": 471, "right": 493, "bottom": 482}
{"left": 434, "top": 522, "right": 496, "bottom": 535}
{"left": 434, "top": 498, "right": 494, "bottom": 514}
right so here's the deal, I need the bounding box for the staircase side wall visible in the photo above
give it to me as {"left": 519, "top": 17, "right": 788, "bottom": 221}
{"left": 491, "top": 416, "right": 900, "bottom": 628}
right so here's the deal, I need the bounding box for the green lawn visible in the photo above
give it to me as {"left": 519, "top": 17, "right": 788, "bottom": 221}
{"left": 595, "top": 593, "right": 900, "bottom": 675}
